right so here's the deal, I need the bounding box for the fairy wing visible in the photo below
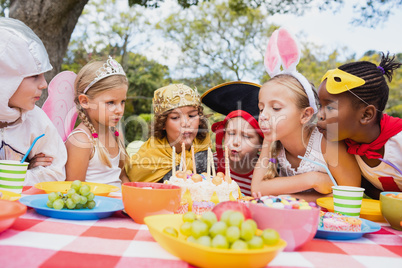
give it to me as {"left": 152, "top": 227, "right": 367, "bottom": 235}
{"left": 42, "top": 71, "right": 78, "bottom": 142}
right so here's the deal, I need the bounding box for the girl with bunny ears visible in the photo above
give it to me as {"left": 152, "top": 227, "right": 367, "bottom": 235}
{"left": 252, "top": 28, "right": 361, "bottom": 201}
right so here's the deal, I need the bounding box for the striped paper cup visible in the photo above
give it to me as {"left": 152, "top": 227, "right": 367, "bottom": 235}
{"left": 0, "top": 160, "right": 29, "bottom": 194}
{"left": 332, "top": 186, "right": 365, "bottom": 217}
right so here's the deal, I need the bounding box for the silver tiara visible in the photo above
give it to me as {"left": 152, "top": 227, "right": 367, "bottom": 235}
{"left": 83, "top": 56, "right": 126, "bottom": 93}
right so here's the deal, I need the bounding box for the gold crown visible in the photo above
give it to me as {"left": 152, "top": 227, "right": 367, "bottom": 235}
{"left": 153, "top": 84, "right": 201, "bottom": 115}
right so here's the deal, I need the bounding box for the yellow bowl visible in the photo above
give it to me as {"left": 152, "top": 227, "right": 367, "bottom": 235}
{"left": 144, "top": 214, "right": 287, "bottom": 268}
{"left": 34, "top": 181, "right": 119, "bottom": 196}
{"left": 380, "top": 192, "right": 402, "bottom": 231}
{"left": 0, "top": 189, "right": 21, "bottom": 201}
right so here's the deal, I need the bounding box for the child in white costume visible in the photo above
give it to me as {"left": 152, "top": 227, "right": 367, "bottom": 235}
{"left": 0, "top": 18, "right": 67, "bottom": 186}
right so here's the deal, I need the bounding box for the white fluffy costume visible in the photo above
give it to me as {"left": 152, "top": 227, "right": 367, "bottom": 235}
{"left": 0, "top": 18, "right": 67, "bottom": 185}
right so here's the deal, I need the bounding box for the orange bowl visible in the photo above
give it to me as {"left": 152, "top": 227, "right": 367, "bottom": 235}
{"left": 0, "top": 199, "right": 27, "bottom": 233}
{"left": 122, "top": 182, "right": 181, "bottom": 224}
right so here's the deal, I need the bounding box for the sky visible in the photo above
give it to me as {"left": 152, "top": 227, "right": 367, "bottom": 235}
{"left": 269, "top": 1, "right": 402, "bottom": 59}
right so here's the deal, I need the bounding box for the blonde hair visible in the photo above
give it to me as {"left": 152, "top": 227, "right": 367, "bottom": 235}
{"left": 263, "top": 74, "right": 318, "bottom": 180}
{"left": 74, "top": 60, "right": 129, "bottom": 167}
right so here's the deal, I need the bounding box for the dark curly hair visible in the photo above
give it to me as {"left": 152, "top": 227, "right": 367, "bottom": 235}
{"left": 152, "top": 105, "right": 209, "bottom": 141}
{"left": 338, "top": 52, "right": 401, "bottom": 122}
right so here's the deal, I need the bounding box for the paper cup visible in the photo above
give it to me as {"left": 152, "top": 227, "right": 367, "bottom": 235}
{"left": 332, "top": 186, "right": 365, "bottom": 217}
{"left": 0, "top": 160, "right": 29, "bottom": 194}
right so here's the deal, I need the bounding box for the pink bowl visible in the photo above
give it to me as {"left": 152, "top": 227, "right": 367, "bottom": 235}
{"left": 122, "top": 182, "right": 181, "bottom": 224}
{"left": 248, "top": 202, "right": 320, "bottom": 251}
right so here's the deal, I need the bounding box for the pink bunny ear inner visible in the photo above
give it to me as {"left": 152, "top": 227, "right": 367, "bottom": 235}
{"left": 264, "top": 30, "right": 282, "bottom": 77}
{"left": 277, "top": 28, "right": 300, "bottom": 71}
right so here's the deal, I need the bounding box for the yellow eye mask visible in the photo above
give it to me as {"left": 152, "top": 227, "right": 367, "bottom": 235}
{"left": 321, "top": 68, "right": 366, "bottom": 94}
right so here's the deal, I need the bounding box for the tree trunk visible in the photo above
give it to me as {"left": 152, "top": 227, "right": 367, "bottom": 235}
{"left": 9, "top": 0, "right": 89, "bottom": 106}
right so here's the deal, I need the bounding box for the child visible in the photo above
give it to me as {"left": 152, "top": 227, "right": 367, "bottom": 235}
{"left": 0, "top": 18, "right": 67, "bottom": 186}
{"left": 317, "top": 52, "right": 402, "bottom": 198}
{"left": 64, "top": 57, "right": 130, "bottom": 187}
{"left": 201, "top": 81, "right": 263, "bottom": 196}
{"left": 127, "top": 84, "right": 211, "bottom": 183}
{"left": 252, "top": 28, "right": 361, "bottom": 200}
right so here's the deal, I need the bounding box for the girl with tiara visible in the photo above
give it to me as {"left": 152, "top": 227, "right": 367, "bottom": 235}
{"left": 202, "top": 81, "right": 263, "bottom": 196}
{"left": 64, "top": 57, "right": 129, "bottom": 187}
{"left": 127, "top": 84, "right": 211, "bottom": 183}
{"left": 317, "top": 52, "right": 402, "bottom": 198}
{"left": 252, "top": 28, "right": 361, "bottom": 201}
{"left": 0, "top": 18, "right": 67, "bottom": 186}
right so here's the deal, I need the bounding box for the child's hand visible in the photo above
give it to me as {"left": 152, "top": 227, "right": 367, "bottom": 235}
{"left": 28, "top": 153, "right": 53, "bottom": 169}
{"left": 311, "top": 172, "right": 334, "bottom": 194}
{"left": 252, "top": 191, "right": 262, "bottom": 199}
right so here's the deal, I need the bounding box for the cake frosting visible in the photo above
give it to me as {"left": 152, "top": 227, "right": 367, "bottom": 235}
{"left": 166, "top": 171, "right": 240, "bottom": 203}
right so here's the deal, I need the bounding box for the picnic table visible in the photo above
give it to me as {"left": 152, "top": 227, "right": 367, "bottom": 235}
{"left": 0, "top": 188, "right": 401, "bottom": 268}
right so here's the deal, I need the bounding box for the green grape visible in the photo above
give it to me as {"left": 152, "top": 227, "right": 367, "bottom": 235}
{"left": 244, "top": 219, "right": 257, "bottom": 234}
{"left": 65, "top": 198, "right": 76, "bottom": 209}
{"left": 79, "top": 184, "right": 91, "bottom": 196}
{"left": 71, "top": 180, "right": 82, "bottom": 191}
{"left": 48, "top": 192, "right": 58, "bottom": 202}
{"left": 261, "top": 228, "right": 280, "bottom": 246}
{"left": 197, "top": 236, "right": 212, "bottom": 247}
{"left": 220, "top": 210, "right": 234, "bottom": 225}
{"left": 200, "top": 211, "right": 217, "bottom": 227}
{"left": 163, "top": 227, "right": 179, "bottom": 238}
{"left": 240, "top": 221, "right": 255, "bottom": 241}
{"left": 182, "top": 211, "right": 197, "bottom": 223}
{"left": 56, "top": 192, "right": 63, "bottom": 199}
{"left": 187, "top": 236, "right": 197, "bottom": 243}
{"left": 67, "top": 188, "right": 76, "bottom": 198}
{"left": 228, "top": 211, "right": 244, "bottom": 227}
{"left": 86, "top": 192, "right": 95, "bottom": 201}
{"left": 231, "top": 239, "right": 248, "bottom": 250}
{"left": 71, "top": 193, "right": 81, "bottom": 204}
{"left": 46, "top": 200, "right": 53, "bottom": 208}
{"left": 226, "top": 226, "right": 240, "bottom": 243}
{"left": 191, "top": 220, "right": 209, "bottom": 239}
{"left": 248, "top": 236, "right": 264, "bottom": 249}
{"left": 209, "top": 221, "right": 227, "bottom": 238}
{"left": 87, "top": 200, "right": 96, "bottom": 209}
{"left": 211, "top": 234, "right": 229, "bottom": 249}
{"left": 75, "top": 203, "right": 84, "bottom": 209}
{"left": 180, "top": 221, "right": 193, "bottom": 237}
{"left": 53, "top": 199, "right": 64, "bottom": 210}
{"left": 79, "top": 196, "right": 87, "bottom": 205}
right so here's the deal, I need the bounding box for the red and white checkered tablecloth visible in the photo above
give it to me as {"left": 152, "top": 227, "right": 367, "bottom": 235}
{"left": 1, "top": 192, "right": 401, "bottom": 268}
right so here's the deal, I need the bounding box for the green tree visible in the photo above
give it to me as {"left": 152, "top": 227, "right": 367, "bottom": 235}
{"left": 157, "top": 0, "right": 277, "bottom": 82}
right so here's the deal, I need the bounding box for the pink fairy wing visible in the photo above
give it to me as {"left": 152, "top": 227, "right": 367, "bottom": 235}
{"left": 42, "top": 71, "right": 78, "bottom": 142}
{"left": 277, "top": 28, "right": 300, "bottom": 72}
{"left": 264, "top": 29, "right": 282, "bottom": 77}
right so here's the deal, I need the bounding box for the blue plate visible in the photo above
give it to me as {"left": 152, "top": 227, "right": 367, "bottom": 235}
{"left": 315, "top": 218, "right": 381, "bottom": 240}
{"left": 19, "top": 194, "right": 124, "bottom": 220}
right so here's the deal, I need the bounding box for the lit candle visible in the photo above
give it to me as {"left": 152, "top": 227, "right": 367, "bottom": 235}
{"left": 210, "top": 147, "right": 216, "bottom": 177}
{"left": 191, "top": 145, "right": 196, "bottom": 174}
{"left": 207, "top": 147, "right": 211, "bottom": 178}
{"left": 225, "top": 146, "right": 231, "bottom": 182}
{"left": 181, "top": 142, "right": 186, "bottom": 173}
{"left": 172, "top": 146, "right": 176, "bottom": 175}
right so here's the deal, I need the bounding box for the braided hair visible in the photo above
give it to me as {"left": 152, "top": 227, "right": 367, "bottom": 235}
{"left": 338, "top": 52, "right": 401, "bottom": 122}
{"left": 74, "top": 60, "right": 129, "bottom": 167}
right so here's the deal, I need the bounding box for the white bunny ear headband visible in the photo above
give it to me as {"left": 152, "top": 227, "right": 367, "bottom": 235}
{"left": 264, "top": 28, "right": 318, "bottom": 113}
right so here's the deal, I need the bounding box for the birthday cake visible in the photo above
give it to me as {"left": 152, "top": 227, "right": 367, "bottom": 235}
{"left": 166, "top": 171, "right": 240, "bottom": 203}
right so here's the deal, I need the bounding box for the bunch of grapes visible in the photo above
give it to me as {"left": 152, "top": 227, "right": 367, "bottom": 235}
{"left": 163, "top": 210, "right": 280, "bottom": 250}
{"left": 46, "top": 180, "right": 96, "bottom": 210}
